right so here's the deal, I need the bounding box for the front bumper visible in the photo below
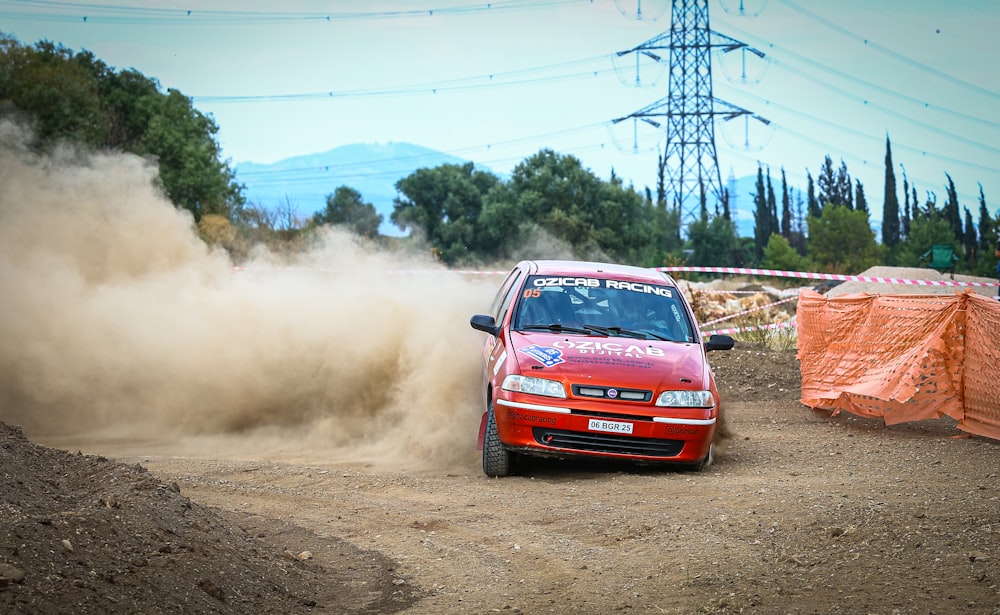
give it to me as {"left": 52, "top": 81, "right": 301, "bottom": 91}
{"left": 494, "top": 396, "right": 715, "bottom": 462}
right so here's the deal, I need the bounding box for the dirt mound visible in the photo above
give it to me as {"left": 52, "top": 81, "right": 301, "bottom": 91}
{"left": 826, "top": 266, "right": 997, "bottom": 298}
{"left": 0, "top": 422, "right": 418, "bottom": 614}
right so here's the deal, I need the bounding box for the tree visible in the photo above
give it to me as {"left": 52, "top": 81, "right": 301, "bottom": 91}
{"left": 687, "top": 213, "right": 741, "bottom": 268}
{"left": 789, "top": 192, "right": 808, "bottom": 256}
{"left": 478, "top": 149, "right": 679, "bottom": 266}
{"left": 142, "top": 89, "right": 243, "bottom": 221}
{"left": 752, "top": 164, "right": 771, "bottom": 259}
{"left": 837, "top": 160, "right": 854, "bottom": 210}
{"left": 817, "top": 156, "right": 853, "bottom": 208}
{"left": 817, "top": 156, "right": 836, "bottom": 207}
{"left": 976, "top": 184, "right": 998, "bottom": 276}
{"left": 806, "top": 204, "right": 883, "bottom": 273}
{"left": 854, "top": 179, "right": 868, "bottom": 218}
{"left": 962, "top": 207, "right": 977, "bottom": 270}
{"left": 762, "top": 234, "right": 805, "bottom": 272}
{"left": 942, "top": 173, "right": 963, "bottom": 241}
{"left": 0, "top": 35, "right": 245, "bottom": 222}
{"left": 894, "top": 213, "right": 959, "bottom": 269}
{"left": 656, "top": 151, "right": 667, "bottom": 209}
{"left": 780, "top": 168, "right": 792, "bottom": 239}
{"left": 314, "top": 186, "right": 382, "bottom": 239}
{"left": 806, "top": 170, "right": 821, "bottom": 219}
{"left": 392, "top": 162, "right": 499, "bottom": 265}
{"left": 901, "top": 168, "right": 911, "bottom": 240}
{"left": 0, "top": 38, "right": 108, "bottom": 146}
{"left": 881, "top": 135, "right": 900, "bottom": 248}
{"left": 766, "top": 168, "right": 778, "bottom": 242}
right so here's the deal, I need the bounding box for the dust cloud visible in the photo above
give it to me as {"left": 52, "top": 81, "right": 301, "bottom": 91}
{"left": 0, "top": 120, "right": 499, "bottom": 471}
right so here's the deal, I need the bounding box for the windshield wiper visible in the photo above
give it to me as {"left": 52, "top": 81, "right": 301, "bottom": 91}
{"left": 583, "top": 325, "right": 672, "bottom": 341}
{"left": 520, "top": 323, "right": 601, "bottom": 336}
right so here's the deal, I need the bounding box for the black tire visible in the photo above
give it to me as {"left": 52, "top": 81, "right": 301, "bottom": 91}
{"left": 684, "top": 443, "right": 713, "bottom": 472}
{"left": 483, "top": 404, "right": 514, "bottom": 477}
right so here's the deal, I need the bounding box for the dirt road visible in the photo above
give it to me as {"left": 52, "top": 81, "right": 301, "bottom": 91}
{"left": 9, "top": 347, "right": 997, "bottom": 615}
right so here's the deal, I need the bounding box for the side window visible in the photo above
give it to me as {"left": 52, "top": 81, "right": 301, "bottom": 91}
{"left": 493, "top": 270, "right": 524, "bottom": 323}
{"left": 490, "top": 269, "right": 523, "bottom": 321}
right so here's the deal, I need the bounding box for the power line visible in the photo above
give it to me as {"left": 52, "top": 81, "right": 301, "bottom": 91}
{"left": 8, "top": 0, "right": 996, "bottom": 210}
{"left": 718, "top": 19, "right": 1000, "bottom": 133}
{"left": 0, "top": 0, "right": 590, "bottom": 25}
{"left": 776, "top": 0, "right": 1000, "bottom": 102}
{"left": 193, "top": 56, "right": 615, "bottom": 103}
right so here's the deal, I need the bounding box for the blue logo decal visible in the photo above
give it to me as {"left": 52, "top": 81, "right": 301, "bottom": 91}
{"left": 519, "top": 345, "right": 565, "bottom": 367}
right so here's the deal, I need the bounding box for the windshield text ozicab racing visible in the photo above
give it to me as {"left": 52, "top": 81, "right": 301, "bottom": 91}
{"left": 551, "top": 339, "right": 665, "bottom": 357}
{"left": 532, "top": 277, "right": 673, "bottom": 298}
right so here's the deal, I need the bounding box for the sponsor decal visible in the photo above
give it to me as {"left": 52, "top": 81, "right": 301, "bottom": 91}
{"left": 519, "top": 344, "right": 565, "bottom": 367}
{"left": 604, "top": 279, "right": 673, "bottom": 298}
{"left": 532, "top": 277, "right": 600, "bottom": 288}
{"left": 493, "top": 350, "right": 507, "bottom": 375}
{"left": 530, "top": 277, "right": 673, "bottom": 298}
{"left": 551, "top": 339, "right": 665, "bottom": 359}
{"left": 506, "top": 409, "right": 558, "bottom": 425}
{"left": 569, "top": 355, "right": 656, "bottom": 369}
{"left": 663, "top": 425, "right": 702, "bottom": 435}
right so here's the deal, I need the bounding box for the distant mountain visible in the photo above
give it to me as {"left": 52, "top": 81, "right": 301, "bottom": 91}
{"left": 235, "top": 142, "right": 473, "bottom": 236}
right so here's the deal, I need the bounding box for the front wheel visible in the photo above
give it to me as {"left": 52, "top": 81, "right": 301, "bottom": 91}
{"left": 483, "top": 404, "right": 515, "bottom": 477}
{"left": 683, "top": 443, "right": 713, "bottom": 472}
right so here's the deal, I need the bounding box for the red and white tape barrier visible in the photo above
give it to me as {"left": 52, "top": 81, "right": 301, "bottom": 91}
{"left": 233, "top": 266, "right": 1000, "bottom": 292}
{"left": 234, "top": 264, "right": 999, "bottom": 288}
{"left": 697, "top": 295, "right": 800, "bottom": 327}
{"left": 657, "top": 266, "right": 1000, "bottom": 288}
{"left": 701, "top": 320, "right": 797, "bottom": 337}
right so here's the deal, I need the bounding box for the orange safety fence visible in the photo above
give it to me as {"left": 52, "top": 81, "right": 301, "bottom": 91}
{"left": 796, "top": 290, "right": 1000, "bottom": 441}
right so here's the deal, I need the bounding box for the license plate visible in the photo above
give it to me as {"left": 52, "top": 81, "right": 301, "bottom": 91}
{"left": 587, "top": 418, "right": 633, "bottom": 434}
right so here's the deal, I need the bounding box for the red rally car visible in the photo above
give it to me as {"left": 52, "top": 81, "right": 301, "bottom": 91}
{"left": 470, "top": 260, "right": 734, "bottom": 477}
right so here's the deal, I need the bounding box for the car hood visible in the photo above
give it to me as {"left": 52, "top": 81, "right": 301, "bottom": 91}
{"left": 509, "top": 331, "right": 710, "bottom": 390}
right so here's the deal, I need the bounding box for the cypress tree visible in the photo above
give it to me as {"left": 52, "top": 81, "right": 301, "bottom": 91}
{"left": 806, "top": 170, "right": 821, "bottom": 218}
{"left": 854, "top": 180, "right": 868, "bottom": 219}
{"left": 963, "top": 207, "right": 977, "bottom": 268}
{"left": 817, "top": 156, "right": 836, "bottom": 207}
{"left": 881, "top": 135, "right": 900, "bottom": 247}
{"left": 656, "top": 152, "right": 667, "bottom": 208}
{"left": 837, "top": 160, "right": 854, "bottom": 210}
{"left": 902, "top": 166, "right": 911, "bottom": 238}
{"left": 753, "top": 164, "right": 770, "bottom": 258}
{"left": 977, "top": 184, "right": 994, "bottom": 256}
{"left": 943, "top": 174, "right": 963, "bottom": 240}
{"left": 766, "top": 168, "right": 778, "bottom": 240}
{"left": 792, "top": 191, "right": 808, "bottom": 255}
{"left": 780, "top": 168, "right": 792, "bottom": 238}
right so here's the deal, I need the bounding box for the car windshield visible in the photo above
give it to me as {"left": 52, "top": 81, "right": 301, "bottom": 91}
{"left": 513, "top": 275, "right": 696, "bottom": 342}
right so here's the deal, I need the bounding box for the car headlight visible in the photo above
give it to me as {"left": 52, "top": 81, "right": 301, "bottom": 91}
{"left": 655, "top": 390, "right": 715, "bottom": 408}
{"left": 502, "top": 375, "right": 567, "bottom": 399}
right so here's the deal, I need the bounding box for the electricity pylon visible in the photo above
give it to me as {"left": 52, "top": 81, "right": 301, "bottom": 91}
{"left": 614, "top": 0, "right": 768, "bottom": 224}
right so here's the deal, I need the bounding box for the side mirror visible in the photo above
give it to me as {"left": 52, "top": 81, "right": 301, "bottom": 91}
{"left": 704, "top": 334, "right": 735, "bottom": 352}
{"left": 470, "top": 314, "right": 500, "bottom": 337}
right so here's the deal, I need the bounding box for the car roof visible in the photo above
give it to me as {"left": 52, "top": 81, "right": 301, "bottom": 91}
{"left": 522, "top": 260, "right": 676, "bottom": 286}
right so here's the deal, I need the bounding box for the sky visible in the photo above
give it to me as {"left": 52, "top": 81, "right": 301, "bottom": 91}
{"left": 3, "top": 0, "right": 1000, "bottom": 224}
